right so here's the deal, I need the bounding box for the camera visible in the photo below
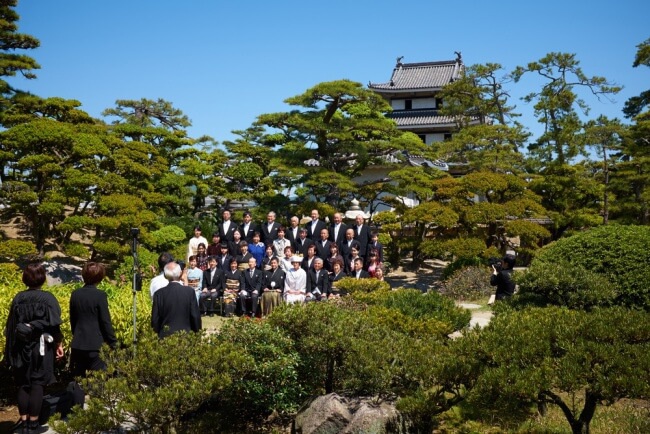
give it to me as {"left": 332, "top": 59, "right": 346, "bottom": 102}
{"left": 488, "top": 257, "right": 502, "bottom": 271}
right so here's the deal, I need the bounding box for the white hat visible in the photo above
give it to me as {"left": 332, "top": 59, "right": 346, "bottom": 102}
{"left": 290, "top": 256, "right": 303, "bottom": 263}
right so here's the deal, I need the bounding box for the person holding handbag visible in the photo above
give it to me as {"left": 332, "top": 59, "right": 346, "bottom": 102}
{"left": 4, "top": 263, "right": 64, "bottom": 434}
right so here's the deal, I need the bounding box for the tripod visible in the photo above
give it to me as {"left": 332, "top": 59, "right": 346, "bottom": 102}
{"left": 130, "top": 228, "right": 142, "bottom": 354}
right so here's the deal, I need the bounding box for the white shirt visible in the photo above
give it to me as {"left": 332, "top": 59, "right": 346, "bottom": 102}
{"left": 187, "top": 235, "right": 208, "bottom": 262}
{"left": 150, "top": 273, "right": 169, "bottom": 300}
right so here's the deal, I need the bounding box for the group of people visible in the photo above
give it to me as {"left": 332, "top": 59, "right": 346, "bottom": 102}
{"left": 4, "top": 262, "right": 116, "bottom": 434}
{"left": 150, "top": 209, "right": 387, "bottom": 319}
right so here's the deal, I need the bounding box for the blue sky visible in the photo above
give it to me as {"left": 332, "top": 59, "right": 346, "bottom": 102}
{"left": 12, "top": 0, "right": 650, "bottom": 146}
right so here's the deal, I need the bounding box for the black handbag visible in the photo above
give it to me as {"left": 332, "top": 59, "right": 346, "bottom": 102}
{"left": 15, "top": 323, "right": 35, "bottom": 342}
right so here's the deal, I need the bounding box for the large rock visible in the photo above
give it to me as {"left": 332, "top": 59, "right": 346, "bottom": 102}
{"left": 294, "top": 393, "right": 409, "bottom": 434}
{"left": 43, "top": 259, "right": 83, "bottom": 286}
{"left": 344, "top": 400, "right": 405, "bottom": 434}
{"left": 294, "top": 394, "right": 352, "bottom": 434}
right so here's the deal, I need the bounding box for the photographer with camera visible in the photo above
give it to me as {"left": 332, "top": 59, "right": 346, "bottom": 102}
{"left": 490, "top": 254, "right": 516, "bottom": 301}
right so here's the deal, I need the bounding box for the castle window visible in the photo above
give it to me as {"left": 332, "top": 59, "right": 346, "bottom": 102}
{"left": 405, "top": 99, "right": 412, "bottom": 110}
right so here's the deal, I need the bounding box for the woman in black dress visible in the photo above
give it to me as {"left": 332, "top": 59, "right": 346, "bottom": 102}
{"left": 70, "top": 262, "right": 117, "bottom": 377}
{"left": 4, "top": 263, "right": 64, "bottom": 433}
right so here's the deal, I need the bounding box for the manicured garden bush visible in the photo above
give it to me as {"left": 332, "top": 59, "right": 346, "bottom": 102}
{"left": 0, "top": 239, "right": 37, "bottom": 260}
{"left": 211, "top": 318, "right": 303, "bottom": 429}
{"left": 352, "top": 288, "right": 471, "bottom": 332}
{"left": 441, "top": 265, "right": 494, "bottom": 301}
{"left": 334, "top": 276, "right": 391, "bottom": 293}
{"left": 527, "top": 225, "right": 650, "bottom": 309}
{"left": 460, "top": 307, "right": 650, "bottom": 434}
{"left": 516, "top": 260, "right": 617, "bottom": 310}
{"left": 52, "top": 330, "right": 246, "bottom": 434}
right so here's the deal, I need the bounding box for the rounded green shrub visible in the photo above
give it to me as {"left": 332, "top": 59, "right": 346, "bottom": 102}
{"left": 517, "top": 261, "right": 617, "bottom": 310}
{"left": 63, "top": 241, "right": 91, "bottom": 259}
{"left": 334, "top": 276, "right": 391, "bottom": 294}
{"left": 0, "top": 239, "right": 37, "bottom": 260}
{"left": 531, "top": 225, "right": 650, "bottom": 309}
{"left": 441, "top": 265, "right": 494, "bottom": 302}
{"left": 148, "top": 224, "right": 187, "bottom": 251}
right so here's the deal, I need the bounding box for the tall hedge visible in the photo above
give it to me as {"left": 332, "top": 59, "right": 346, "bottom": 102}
{"left": 526, "top": 225, "right": 650, "bottom": 309}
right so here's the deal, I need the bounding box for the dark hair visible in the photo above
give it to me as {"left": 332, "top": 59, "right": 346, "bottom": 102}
{"left": 220, "top": 243, "right": 229, "bottom": 249}
{"left": 82, "top": 262, "right": 106, "bottom": 285}
{"left": 194, "top": 225, "right": 202, "bottom": 231}
{"left": 240, "top": 240, "right": 248, "bottom": 247}
{"left": 243, "top": 211, "right": 251, "bottom": 217}
{"left": 23, "top": 262, "right": 46, "bottom": 288}
{"left": 212, "top": 233, "right": 220, "bottom": 239}
{"left": 189, "top": 255, "right": 197, "bottom": 262}
{"left": 503, "top": 254, "right": 516, "bottom": 269}
{"left": 332, "top": 259, "right": 344, "bottom": 269}
{"left": 230, "top": 258, "right": 238, "bottom": 264}
{"left": 158, "top": 252, "right": 174, "bottom": 272}
{"left": 253, "top": 231, "right": 261, "bottom": 238}
{"left": 277, "top": 226, "right": 286, "bottom": 233}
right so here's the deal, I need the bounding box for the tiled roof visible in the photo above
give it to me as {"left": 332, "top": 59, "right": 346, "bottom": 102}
{"left": 388, "top": 110, "right": 458, "bottom": 127}
{"left": 369, "top": 60, "right": 461, "bottom": 91}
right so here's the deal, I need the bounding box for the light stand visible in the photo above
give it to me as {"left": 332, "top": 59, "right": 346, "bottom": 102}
{"left": 130, "top": 228, "right": 142, "bottom": 355}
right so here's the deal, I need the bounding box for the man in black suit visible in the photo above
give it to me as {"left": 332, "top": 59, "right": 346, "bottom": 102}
{"left": 151, "top": 262, "right": 202, "bottom": 338}
{"left": 329, "top": 212, "right": 348, "bottom": 247}
{"left": 353, "top": 215, "right": 371, "bottom": 259}
{"left": 306, "top": 258, "right": 329, "bottom": 301}
{"left": 240, "top": 257, "right": 263, "bottom": 317}
{"left": 306, "top": 209, "right": 327, "bottom": 240}
{"left": 351, "top": 258, "right": 370, "bottom": 279}
{"left": 201, "top": 257, "right": 224, "bottom": 316}
{"left": 293, "top": 228, "right": 314, "bottom": 257}
{"left": 239, "top": 211, "right": 258, "bottom": 243}
{"left": 339, "top": 228, "right": 359, "bottom": 261}
{"left": 260, "top": 211, "right": 281, "bottom": 245}
{"left": 219, "top": 209, "right": 238, "bottom": 242}
{"left": 70, "top": 262, "right": 117, "bottom": 377}
{"left": 285, "top": 215, "right": 301, "bottom": 245}
{"left": 314, "top": 228, "right": 332, "bottom": 261}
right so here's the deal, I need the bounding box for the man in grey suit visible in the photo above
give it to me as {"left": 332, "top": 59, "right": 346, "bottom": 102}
{"left": 151, "top": 262, "right": 202, "bottom": 338}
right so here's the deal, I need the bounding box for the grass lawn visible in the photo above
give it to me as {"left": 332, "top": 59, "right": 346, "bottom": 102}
{"left": 201, "top": 314, "right": 232, "bottom": 333}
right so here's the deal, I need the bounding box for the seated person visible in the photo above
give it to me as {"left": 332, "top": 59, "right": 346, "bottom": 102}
{"left": 284, "top": 256, "right": 307, "bottom": 304}
{"left": 306, "top": 257, "right": 329, "bottom": 302}
{"left": 223, "top": 258, "right": 243, "bottom": 316}
{"left": 328, "top": 259, "right": 348, "bottom": 299}
{"left": 185, "top": 255, "right": 203, "bottom": 304}
{"left": 261, "top": 257, "right": 285, "bottom": 316}
{"left": 201, "top": 256, "right": 224, "bottom": 315}
{"left": 239, "top": 257, "right": 262, "bottom": 317}
{"left": 352, "top": 258, "right": 369, "bottom": 279}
